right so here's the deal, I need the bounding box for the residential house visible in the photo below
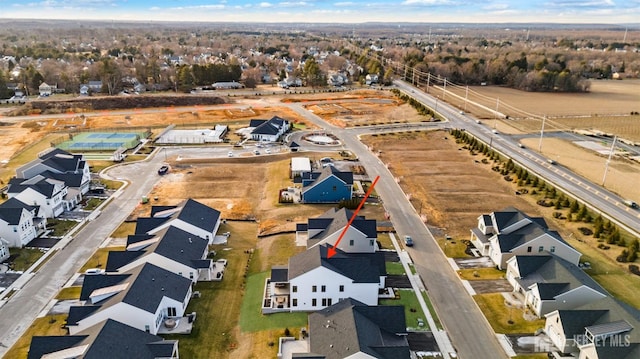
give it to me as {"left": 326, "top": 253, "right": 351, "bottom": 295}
{"left": 299, "top": 166, "right": 353, "bottom": 204}
{"left": 505, "top": 255, "right": 607, "bottom": 317}
{"left": 291, "top": 157, "right": 311, "bottom": 179}
{"left": 28, "top": 319, "right": 179, "bottom": 359}
{"left": 0, "top": 238, "right": 10, "bottom": 262}
{"left": 365, "top": 74, "right": 379, "bottom": 85}
{"left": 212, "top": 81, "right": 244, "bottom": 90}
{"left": 249, "top": 116, "right": 290, "bottom": 142}
{"left": 38, "top": 82, "right": 52, "bottom": 97}
{"left": 16, "top": 148, "right": 91, "bottom": 195}
{"left": 327, "top": 73, "right": 348, "bottom": 87}
{"left": 0, "top": 197, "right": 46, "bottom": 247}
{"left": 297, "top": 207, "right": 377, "bottom": 253}
{"left": 291, "top": 298, "right": 410, "bottom": 359}
{"left": 263, "top": 244, "right": 385, "bottom": 313}
{"left": 544, "top": 296, "right": 640, "bottom": 358}
{"left": 470, "top": 207, "right": 581, "bottom": 269}
{"left": 7, "top": 176, "right": 67, "bottom": 218}
{"left": 105, "top": 225, "right": 214, "bottom": 282}
{"left": 135, "top": 199, "right": 221, "bottom": 244}
{"left": 66, "top": 263, "right": 192, "bottom": 335}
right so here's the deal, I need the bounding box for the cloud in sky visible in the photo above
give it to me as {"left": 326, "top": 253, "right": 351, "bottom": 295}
{"left": 1, "top": 0, "right": 639, "bottom": 23}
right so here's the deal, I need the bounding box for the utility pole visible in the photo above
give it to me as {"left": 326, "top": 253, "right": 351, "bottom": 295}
{"left": 464, "top": 86, "right": 469, "bottom": 111}
{"left": 442, "top": 78, "right": 447, "bottom": 100}
{"left": 602, "top": 136, "right": 617, "bottom": 186}
{"left": 493, "top": 97, "right": 500, "bottom": 129}
{"left": 426, "top": 73, "right": 431, "bottom": 93}
{"left": 538, "top": 115, "right": 546, "bottom": 152}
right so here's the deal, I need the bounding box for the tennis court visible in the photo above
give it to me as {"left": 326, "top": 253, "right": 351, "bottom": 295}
{"left": 56, "top": 132, "right": 145, "bottom": 151}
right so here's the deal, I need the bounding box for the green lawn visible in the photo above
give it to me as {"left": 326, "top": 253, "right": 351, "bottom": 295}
{"left": 474, "top": 293, "right": 545, "bottom": 334}
{"left": 56, "top": 286, "right": 82, "bottom": 300}
{"left": 381, "top": 289, "right": 429, "bottom": 331}
{"left": 4, "top": 314, "right": 68, "bottom": 359}
{"left": 239, "top": 271, "right": 307, "bottom": 332}
{"left": 386, "top": 261, "right": 407, "bottom": 275}
{"left": 421, "top": 290, "right": 443, "bottom": 330}
{"left": 438, "top": 238, "right": 471, "bottom": 258}
{"left": 47, "top": 219, "right": 79, "bottom": 237}
{"left": 84, "top": 198, "right": 105, "bottom": 211}
{"left": 9, "top": 248, "right": 45, "bottom": 271}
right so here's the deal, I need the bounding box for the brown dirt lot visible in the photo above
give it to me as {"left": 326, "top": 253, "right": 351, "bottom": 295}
{"left": 307, "top": 101, "right": 427, "bottom": 127}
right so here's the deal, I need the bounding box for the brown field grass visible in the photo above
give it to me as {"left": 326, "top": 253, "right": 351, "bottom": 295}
{"left": 505, "top": 115, "right": 640, "bottom": 142}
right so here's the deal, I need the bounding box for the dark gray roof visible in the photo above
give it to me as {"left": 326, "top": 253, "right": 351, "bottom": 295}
{"left": 251, "top": 116, "right": 289, "bottom": 136}
{"left": 270, "top": 266, "right": 289, "bottom": 282}
{"left": 79, "top": 274, "right": 131, "bottom": 301}
{"left": 29, "top": 319, "right": 177, "bottom": 359}
{"left": 289, "top": 141, "right": 301, "bottom": 148}
{"left": 134, "top": 217, "right": 171, "bottom": 234}
{"left": 126, "top": 234, "right": 155, "bottom": 246}
{"left": 308, "top": 298, "right": 410, "bottom": 359}
{"left": 40, "top": 170, "right": 84, "bottom": 187}
{"left": 492, "top": 207, "right": 532, "bottom": 230}
{"left": 150, "top": 205, "right": 178, "bottom": 217}
{"left": 28, "top": 336, "right": 86, "bottom": 359}
{"left": 7, "top": 177, "right": 58, "bottom": 197}
{"left": 481, "top": 214, "right": 492, "bottom": 226}
{"left": 512, "top": 256, "right": 553, "bottom": 277}
{"left": 594, "top": 342, "right": 639, "bottom": 359}
{"left": 555, "top": 310, "right": 609, "bottom": 336}
{"left": 39, "top": 151, "right": 84, "bottom": 173}
{"left": 249, "top": 119, "right": 266, "bottom": 127}
{"left": 0, "top": 207, "right": 26, "bottom": 225}
{"left": 105, "top": 251, "right": 145, "bottom": 272}
{"left": 304, "top": 166, "right": 354, "bottom": 189}
{"left": 289, "top": 245, "right": 385, "bottom": 283}
{"left": 191, "top": 259, "right": 212, "bottom": 269}
{"left": 296, "top": 223, "right": 308, "bottom": 232}
{"left": 307, "top": 208, "right": 376, "bottom": 245}
{"left": 150, "top": 225, "right": 209, "bottom": 268}
{"left": 176, "top": 199, "right": 221, "bottom": 233}
{"left": 535, "top": 283, "right": 570, "bottom": 300}
{"left": 0, "top": 197, "right": 38, "bottom": 212}
{"left": 67, "top": 306, "right": 101, "bottom": 325}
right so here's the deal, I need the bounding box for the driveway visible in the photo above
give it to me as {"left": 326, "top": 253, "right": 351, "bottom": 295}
{"left": 468, "top": 279, "right": 514, "bottom": 294}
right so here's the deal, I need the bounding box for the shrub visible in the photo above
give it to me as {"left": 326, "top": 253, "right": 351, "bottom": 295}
{"left": 629, "top": 265, "right": 640, "bottom": 276}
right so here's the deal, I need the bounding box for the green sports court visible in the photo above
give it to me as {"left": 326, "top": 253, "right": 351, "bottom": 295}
{"left": 56, "top": 131, "right": 146, "bottom": 151}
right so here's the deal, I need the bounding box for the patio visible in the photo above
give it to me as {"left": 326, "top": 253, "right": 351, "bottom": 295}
{"left": 156, "top": 315, "right": 195, "bottom": 335}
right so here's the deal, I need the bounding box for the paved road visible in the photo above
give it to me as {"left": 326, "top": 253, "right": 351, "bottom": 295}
{"left": 287, "top": 103, "right": 509, "bottom": 359}
{"left": 394, "top": 80, "right": 640, "bottom": 238}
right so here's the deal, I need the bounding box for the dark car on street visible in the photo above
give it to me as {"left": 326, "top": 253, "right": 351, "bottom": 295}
{"left": 158, "top": 165, "right": 169, "bottom": 175}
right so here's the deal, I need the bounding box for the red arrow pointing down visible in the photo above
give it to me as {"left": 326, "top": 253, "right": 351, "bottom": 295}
{"left": 327, "top": 175, "right": 380, "bottom": 258}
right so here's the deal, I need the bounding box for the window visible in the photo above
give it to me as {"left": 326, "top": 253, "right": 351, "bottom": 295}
{"left": 189, "top": 272, "right": 194, "bottom": 279}
{"left": 527, "top": 246, "right": 532, "bottom": 253}
{"left": 312, "top": 298, "right": 317, "bottom": 306}
{"left": 321, "top": 285, "right": 326, "bottom": 292}
{"left": 145, "top": 325, "right": 150, "bottom": 333}
{"left": 292, "top": 299, "right": 298, "bottom": 307}
{"left": 327, "top": 298, "right": 332, "bottom": 306}
{"left": 167, "top": 307, "right": 177, "bottom": 317}
{"left": 292, "top": 286, "right": 297, "bottom": 293}
{"left": 550, "top": 246, "right": 556, "bottom": 253}
{"left": 349, "top": 239, "right": 354, "bottom": 246}
{"left": 322, "top": 298, "right": 328, "bottom": 306}
{"left": 370, "top": 240, "right": 374, "bottom": 246}
{"left": 312, "top": 285, "right": 317, "bottom": 292}
{"left": 332, "top": 186, "right": 337, "bottom": 191}
{"left": 538, "top": 246, "right": 544, "bottom": 253}
{"left": 339, "top": 285, "right": 344, "bottom": 292}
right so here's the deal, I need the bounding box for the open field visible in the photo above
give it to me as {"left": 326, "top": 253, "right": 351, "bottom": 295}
{"left": 443, "top": 79, "right": 640, "bottom": 119}
{"left": 362, "top": 130, "right": 640, "bottom": 309}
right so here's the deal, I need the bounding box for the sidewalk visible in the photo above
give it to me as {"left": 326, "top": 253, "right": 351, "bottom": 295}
{"left": 389, "top": 232, "right": 457, "bottom": 359}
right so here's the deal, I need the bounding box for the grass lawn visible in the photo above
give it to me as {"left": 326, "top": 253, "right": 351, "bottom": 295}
{"left": 381, "top": 289, "right": 429, "bottom": 331}
{"left": 386, "top": 261, "right": 407, "bottom": 275}
{"left": 421, "top": 290, "right": 443, "bottom": 330}
{"left": 56, "top": 286, "right": 82, "bottom": 300}
{"left": 377, "top": 232, "right": 393, "bottom": 250}
{"left": 4, "top": 314, "right": 68, "bottom": 359}
{"left": 474, "top": 293, "right": 545, "bottom": 334}
{"left": 457, "top": 268, "right": 505, "bottom": 280}
{"left": 239, "top": 271, "right": 307, "bottom": 332}
{"left": 109, "top": 221, "right": 135, "bottom": 238}
{"left": 99, "top": 178, "right": 124, "bottom": 190}
{"left": 79, "top": 246, "right": 124, "bottom": 272}
{"left": 9, "top": 248, "right": 45, "bottom": 271}
{"left": 83, "top": 198, "right": 104, "bottom": 211}
{"left": 47, "top": 219, "right": 79, "bottom": 237}
{"left": 438, "top": 238, "right": 471, "bottom": 258}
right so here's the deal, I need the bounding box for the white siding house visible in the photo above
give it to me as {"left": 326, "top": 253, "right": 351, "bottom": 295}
{"left": 0, "top": 207, "right": 37, "bottom": 248}
{"left": 142, "top": 199, "right": 221, "bottom": 244}
{"left": 8, "top": 177, "right": 67, "bottom": 218}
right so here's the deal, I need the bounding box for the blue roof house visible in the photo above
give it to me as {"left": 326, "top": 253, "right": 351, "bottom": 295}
{"left": 300, "top": 166, "right": 353, "bottom": 203}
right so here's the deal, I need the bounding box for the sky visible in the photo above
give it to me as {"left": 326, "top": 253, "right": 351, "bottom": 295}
{"left": 0, "top": 0, "right": 639, "bottom": 24}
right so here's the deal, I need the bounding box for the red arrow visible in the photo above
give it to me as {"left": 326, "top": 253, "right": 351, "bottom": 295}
{"left": 327, "top": 175, "right": 380, "bottom": 258}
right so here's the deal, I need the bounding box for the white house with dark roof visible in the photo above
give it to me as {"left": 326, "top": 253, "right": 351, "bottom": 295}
{"left": 38, "top": 82, "right": 52, "bottom": 97}
{"left": 263, "top": 244, "right": 385, "bottom": 313}
{"left": 66, "top": 263, "right": 192, "bottom": 335}
{"left": 297, "top": 207, "right": 377, "bottom": 253}
{"left": 470, "top": 207, "right": 581, "bottom": 269}
{"left": 248, "top": 116, "right": 290, "bottom": 142}
{"left": 136, "top": 199, "right": 221, "bottom": 244}
{"left": 16, "top": 148, "right": 91, "bottom": 195}
{"left": 0, "top": 198, "right": 46, "bottom": 247}
{"left": 544, "top": 296, "right": 640, "bottom": 359}
{"left": 105, "top": 225, "right": 214, "bottom": 282}
{"left": 292, "top": 298, "right": 410, "bottom": 359}
{"left": 299, "top": 166, "right": 353, "bottom": 203}
{"left": 7, "top": 176, "right": 67, "bottom": 218}
{"left": 28, "top": 319, "right": 179, "bottom": 359}
{"left": 0, "top": 238, "right": 10, "bottom": 262}
{"left": 505, "top": 255, "right": 607, "bottom": 317}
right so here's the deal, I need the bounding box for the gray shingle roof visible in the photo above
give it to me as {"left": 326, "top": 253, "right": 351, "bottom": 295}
{"left": 134, "top": 217, "right": 171, "bottom": 235}
{"left": 0, "top": 207, "right": 26, "bottom": 225}
{"left": 176, "top": 198, "right": 221, "bottom": 233}
{"left": 270, "top": 266, "right": 289, "bottom": 282}
{"left": 535, "top": 283, "right": 570, "bottom": 300}
{"left": 303, "top": 166, "right": 353, "bottom": 190}
{"left": 39, "top": 170, "right": 84, "bottom": 188}
{"left": 105, "top": 251, "right": 145, "bottom": 272}
{"left": 556, "top": 310, "right": 609, "bottom": 336}
{"left": 306, "top": 208, "right": 376, "bottom": 245}
{"left": 288, "top": 245, "right": 384, "bottom": 283}
{"left": 7, "top": 177, "right": 58, "bottom": 197}
{"left": 29, "top": 319, "right": 177, "bottom": 359}
{"left": 308, "top": 298, "right": 410, "bottom": 359}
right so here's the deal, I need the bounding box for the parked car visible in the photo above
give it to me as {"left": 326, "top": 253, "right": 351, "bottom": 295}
{"left": 253, "top": 150, "right": 260, "bottom": 155}
{"left": 158, "top": 165, "right": 169, "bottom": 175}
{"left": 85, "top": 268, "right": 105, "bottom": 275}
{"left": 404, "top": 235, "right": 414, "bottom": 247}
{"left": 227, "top": 151, "right": 234, "bottom": 157}
{"left": 265, "top": 148, "right": 271, "bottom": 154}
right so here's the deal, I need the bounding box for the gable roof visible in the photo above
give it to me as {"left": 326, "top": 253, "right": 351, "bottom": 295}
{"left": 105, "top": 251, "right": 145, "bottom": 272}
{"left": 303, "top": 166, "right": 353, "bottom": 189}
{"left": 0, "top": 197, "right": 38, "bottom": 213}
{"left": 492, "top": 206, "right": 537, "bottom": 231}
{"left": 29, "top": 319, "right": 177, "bottom": 359}
{"left": 175, "top": 199, "right": 221, "bottom": 233}
{"left": 135, "top": 217, "right": 171, "bottom": 235}
{"left": 554, "top": 310, "right": 609, "bottom": 336}
{"left": 306, "top": 208, "right": 377, "bottom": 247}
{"left": 126, "top": 225, "right": 209, "bottom": 270}
{"left": 39, "top": 170, "right": 84, "bottom": 188}
{"left": 288, "top": 245, "right": 384, "bottom": 283}
{"left": 250, "top": 116, "right": 289, "bottom": 136}
{"left": 308, "top": 298, "right": 410, "bottom": 359}
{"left": 7, "top": 177, "right": 59, "bottom": 197}
{"left": 0, "top": 207, "right": 27, "bottom": 225}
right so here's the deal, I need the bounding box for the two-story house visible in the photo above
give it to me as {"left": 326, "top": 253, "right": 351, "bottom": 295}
{"left": 0, "top": 198, "right": 46, "bottom": 247}
{"left": 248, "top": 116, "right": 290, "bottom": 142}
{"left": 28, "top": 319, "right": 179, "bottom": 359}
{"left": 470, "top": 207, "right": 581, "bottom": 269}
{"left": 66, "top": 263, "right": 192, "bottom": 335}
{"left": 299, "top": 166, "right": 353, "bottom": 204}
{"left": 7, "top": 176, "right": 67, "bottom": 218}
{"left": 16, "top": 148, "right": 91, "bottom": 195}
{"left": 297, "top": 207, "right": 377, "bottom": 252}
{"left": 105, "top": 225, "right": 214, "bottom": 282}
